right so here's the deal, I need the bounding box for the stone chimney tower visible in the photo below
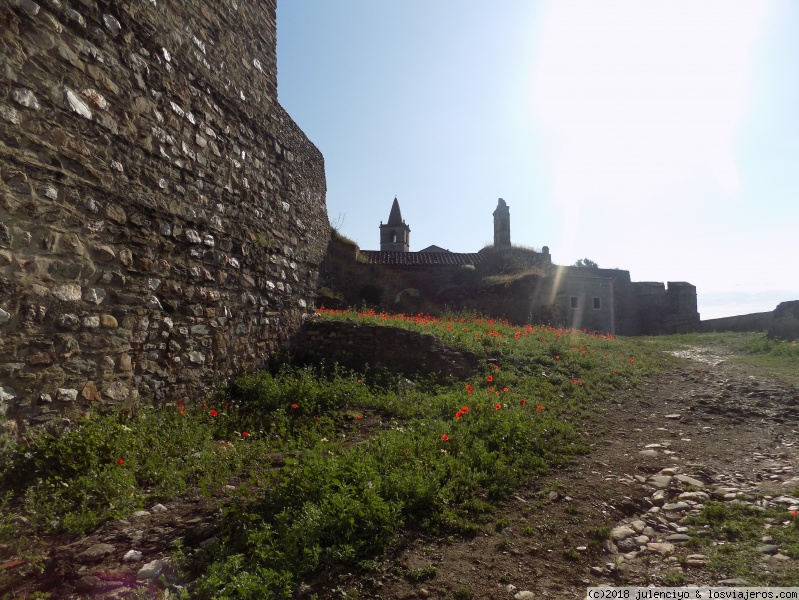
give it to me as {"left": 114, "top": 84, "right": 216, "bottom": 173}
{"left": 493, "top": 198, "right": 510, "bottom": 251}
{"left": 380, "top": 197, "right": 411, "bottom": 252}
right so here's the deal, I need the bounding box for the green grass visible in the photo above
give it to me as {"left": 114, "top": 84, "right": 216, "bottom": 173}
{"left": 11, "top": 316, "right": 789, "bottom": 599}
{"left": 635, "top": 331, "right": 799, "bottom": 387}
{"left": 684, "top": 501, "right": 799, "bottom": 586}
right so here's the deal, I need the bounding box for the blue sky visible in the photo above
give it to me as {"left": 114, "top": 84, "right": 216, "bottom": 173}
{"left": 276, "top": 1, "right": 799, "bottom": 320}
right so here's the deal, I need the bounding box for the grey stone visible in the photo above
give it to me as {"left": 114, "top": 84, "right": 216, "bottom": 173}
{"left": 1, "top": 105, "right": 20, "bottom": 125}
{"left": 639, "top": 450, "right": 659, "bottom": 458}
{"left": 719, "top": 579, "right": 750, "bottom": 586}
{"left": 617, "top": 538, "right": 637, "bottom": 552}
{"left": 0, "top": 308, "right": 10, "bottom": 324}
{"left": 665, "top": 534, "right": 691, "bottom": 542}
{"left": 76, "top": 543, "right": 115, "bottom": 563}
{"left": 675, "top": 474, "right": 705, "bottom": 488}
{"left": 52, "top": 283, "right": 82, "bottom": 302}
{"left": 145, "top": 295, "right": 163, "bottom": 310}
{"left": 610, "top": 525, "right": 636, "bottom": 541}
{"left": 102, "top": 13, "right": 121, "bottom": 36}
{"left": 137, "top": 558, "right": 176, "bottom": 583}
{"left": 123, "top": 549, "right": 143, "bottom": 562}
{"left": 64, "top": 88, "right": 92, "bottom": 119}
{"left": 57, "top": 388, "right": 79, "bottom": 402}
{"left": 12, "top": 88, "right": 40, "bottom": 110}
{"left": 514, "top": 593, "right": 535, "bottom": 600}
{"left": 648, "top": 475, "right": 673, "bottom": 489}
{"left": 185, "top": 229, "right": 201, "bottom": 243}
{"left": 646, "top": 542, "right": 675, "bottom": 555}
{"left": 14, "top": 0, "right": 41, "bottom": 15}
{"left": 757, "top": 544, "right": 779, "bottom": 554}
{"left": 83, "top": 287, "right": 106, "bottom": 304}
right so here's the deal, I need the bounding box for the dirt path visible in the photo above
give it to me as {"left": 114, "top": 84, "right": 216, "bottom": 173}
{"left": 6, "top": 348, "right": 799, "bottom": 599}
{"left": 309, "top": 350, "right": 799, "bottom": 599}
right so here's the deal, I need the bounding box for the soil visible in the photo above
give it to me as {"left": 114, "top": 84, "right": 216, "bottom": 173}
{"left": 4, "top": 345, "right": 799, "bottom": 599}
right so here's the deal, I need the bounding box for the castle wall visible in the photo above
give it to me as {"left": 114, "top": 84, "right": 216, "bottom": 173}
{"left": 291, "top": 319, "right": 478, "bottom": 380}
{"left": 0, "top": 0, "right": 328, "bottom": 425}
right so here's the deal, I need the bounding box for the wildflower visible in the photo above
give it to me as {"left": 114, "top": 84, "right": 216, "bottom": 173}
{"left": 503, "top": 387, "right": 509, "bottom": 392}
{"left": 493, "top": 365, "right": 499, "bottom": 371}
{"left": 202, "top": 402, "right": 207, "bottom": 408}
{"left": 179, "top": 407, "right": 185, "bottom": 415}
{"left": 209, "top": 409, "right": 218, "bottom": 417}
{"left": 555, "top": 355, "right": 560, "bottom": 360}
{"left": 117, "top": 458, "right": 125, "bottom": 465}
{"left": 241, "top": 431, "right": 250, "bottom": 438}
{"left": 612, "top": 370, "right": 617, "bottom": 375}
{"left": 291, "top": 403, "right": 298, "bottom": 409}
{"left": 520, "top": 398, "right": 526, "bottom": 406}
{"left": 537, "top": 405, "right": 543, "bottom": 411}
{"left": 494, "top": 404, "right": 502, "bottom": 410}
{"left": 791, "top": 510, "right": 798, "bottom": 516}
{"left": 487, "top": 375, "right": 493, "bottom": 383}
{"left": 177, "top": 401, "right": 183, "bottom": 407}
{"left": 356, "top": 415, "right": 363, "bottom": 420}
{"left": 440, "top": 434, "right": 450, "bottom": 441}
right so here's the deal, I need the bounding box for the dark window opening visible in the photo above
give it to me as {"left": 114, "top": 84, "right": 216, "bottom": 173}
{"left": 570, "top": 296, "right": 578, "bottom": 309}
{"left": 593, "top": 297, "right": 602, "bottom": 310}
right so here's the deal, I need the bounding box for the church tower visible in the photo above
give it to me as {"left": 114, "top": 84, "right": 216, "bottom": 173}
{"left": 380, "top": 197, "right": 411, "bottom": 252}
{"left": 493, "top": 198, "right": 511, "bottom": 250}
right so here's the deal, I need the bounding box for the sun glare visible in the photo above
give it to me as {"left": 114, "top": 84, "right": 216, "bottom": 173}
{"left": 531, "top": 0, "right": 769, "bottom": 209}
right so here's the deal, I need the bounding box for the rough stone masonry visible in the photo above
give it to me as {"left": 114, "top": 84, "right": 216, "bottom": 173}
{"left": 0, "top": 0, "right": 328, "bottom": 426}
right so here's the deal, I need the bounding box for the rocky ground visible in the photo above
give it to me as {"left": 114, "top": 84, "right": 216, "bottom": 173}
{"left": 4, "top": 344, "right": 799, "bottom": 599}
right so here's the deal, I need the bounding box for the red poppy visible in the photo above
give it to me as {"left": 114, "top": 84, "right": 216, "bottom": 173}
{"left": 179, "top": 407, "right": 185, "bottom": 415}
{"left": 520, "top": 399, "right": 527, "bottom": 406}
{"left": 555, "top": 355, "right": 560, "bottom": 360}
{"left": 537, "top": 405, "right": 543, "bottom": 411}
{"left": 494, "top": 404, "right": 502, "bottom": 410}
{"left": 356, "top": 415, "right": 363, "bottom": 420}
{"left": 202, "top": 402, "right": 207, "bottom": 408}
{"left": 493, "top": 365, "right": 499, "bottom": 371}
{"left": 291, "top": 403, "right": 298, "bottom": 409}
{"left": 487, "top": 375, "right": 493, "bottom": 383}
{"left": 440, "top": 434, "right": 450, "bottom": 441}
{"left": 461, "top": 406, "right": 469, "bottom": 413}
{"left": 503, "top": 387, "right": 509, "bottom": 392}
{"left": 209, "top": 409, "right": 218, "bottom": 417}
{"left": 241, "top": 431, "right": 250, "bottom": 437}
{"left": 117, "top": 458, "right": 124, "bottom": 465}
{"left": 177, "top": 401, "right": 183, "bottom": 407}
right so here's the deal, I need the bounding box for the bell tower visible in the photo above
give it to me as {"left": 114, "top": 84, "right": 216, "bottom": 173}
{"left": 493, "top": 198, "right": 511, "bottom": 250}
{"left": 380, "top": 197, "right": 410, "bottom": 252}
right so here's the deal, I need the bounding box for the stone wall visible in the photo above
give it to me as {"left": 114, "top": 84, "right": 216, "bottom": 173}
{"left": 0, "top": 0, "right": 328, "bottom": 425}
{"left": 769, "top": 301, "right": 799, "bottom": 341}
{"left": 699, "top": 311, "right": 773, "bottom": 334}
{"left": 291, "top": 319, "right": 478, "bottom": 380}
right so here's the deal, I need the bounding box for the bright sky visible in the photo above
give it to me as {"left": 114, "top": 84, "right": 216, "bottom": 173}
{"left": 277, "top": 1, "right": 799, "bottom": 320}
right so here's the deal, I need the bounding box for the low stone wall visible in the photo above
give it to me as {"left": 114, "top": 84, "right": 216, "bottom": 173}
{"left": 291, "top": 319, "right": 479, "bottom": 380}
{"left": 698, "top": 312, "right": 773, "bottom": 333}
{"left": 0, "top": 0, "right": 328, "bottom": 426}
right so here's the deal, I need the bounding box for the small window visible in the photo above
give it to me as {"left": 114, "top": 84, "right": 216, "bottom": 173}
{"left": 570, "top": 296, "right": 578, "bottom": 309}
{"left": 593, "top": 297, "right": 602, "bottom": 310}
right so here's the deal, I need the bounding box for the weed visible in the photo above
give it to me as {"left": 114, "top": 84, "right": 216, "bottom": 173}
{"left": 406, "top": 564, "right": 436, "bottom": 582}
{"left": 664, "top": 571, "right": 685, "bottom": 585}
{"left": 454, "top": 589, "right": 473, "bottom": 600}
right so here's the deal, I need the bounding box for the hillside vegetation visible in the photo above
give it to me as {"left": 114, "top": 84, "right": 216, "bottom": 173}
{"left": 0, "top": 310, "right": 709, "bottom": 598}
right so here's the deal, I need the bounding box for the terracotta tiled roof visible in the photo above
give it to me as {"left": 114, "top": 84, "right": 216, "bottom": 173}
{"left": 359, "top": 251, "right": 484, "bottom": 266}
